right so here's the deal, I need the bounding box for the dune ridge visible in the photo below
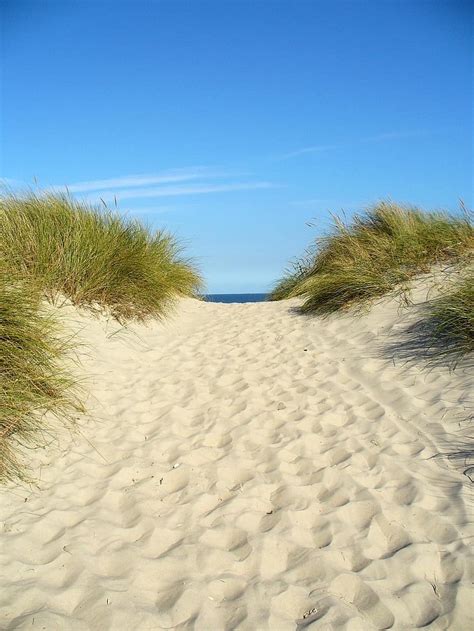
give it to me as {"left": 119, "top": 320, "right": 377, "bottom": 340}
{"left": 0, "top": 293, "right": 472, "bottom": 630}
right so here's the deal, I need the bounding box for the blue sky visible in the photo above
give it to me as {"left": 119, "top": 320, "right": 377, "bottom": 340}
{"left": 1, "top": 0, "right": 472, "bottom": 292}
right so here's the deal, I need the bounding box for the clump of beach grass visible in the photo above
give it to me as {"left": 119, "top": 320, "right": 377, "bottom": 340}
{"left": 0, "top": 191, "right": 203, "bottom": 321}
{"left": 423, "top": 274, "right": 474, "bottom": 368}
{"left": 0, "top": 267, "right": 80, "bottom": 482}
{"left": 270, "top": 249, "right": 315, "bottom": 301}
{"left": 0, "top": 190, "right": 202, "bottom": 481}
{"left": 270, "top": 201, "right": 473, "bottom": 315}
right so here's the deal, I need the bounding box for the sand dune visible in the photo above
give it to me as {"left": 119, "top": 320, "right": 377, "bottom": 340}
{"left": 0, "top": 293, "right": 472, "bottom": 630}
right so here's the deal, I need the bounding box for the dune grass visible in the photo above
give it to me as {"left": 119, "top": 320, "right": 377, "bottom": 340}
{"left": 269, "top": 250, "right": 314, "bottom": 301}
{"left": 424, "top": 274, "right": 474, "bottom": 368}
{"left": 270, "top": 201, "right": 473, "bottom": 315}
{"left": 0, "top": 192, "right": 203, "bottom": 321}
{"left": 0, "top": 190, "right": 202, "bottom": 481}
{"left": 0, "top": 267, "right": 80, "bottom": 482}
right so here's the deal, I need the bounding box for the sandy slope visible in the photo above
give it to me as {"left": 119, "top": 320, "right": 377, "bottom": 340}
{"left": 0, "top": 293, "right": 473, "bottom": 630}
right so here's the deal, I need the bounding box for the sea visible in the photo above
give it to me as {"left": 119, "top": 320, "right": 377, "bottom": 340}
{"left": 205, "top": 293, "right": 268, "bottom": 303}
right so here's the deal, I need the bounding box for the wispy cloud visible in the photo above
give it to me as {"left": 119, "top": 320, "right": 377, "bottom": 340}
{"left": 0, "top": 177, "right": 28, "bottom": 189}
{"left": 278, "top": 130, "right": 432, "bottom": 160}
{"left": 84, "top": 181, "right": 277, "bottom": 204}
{"left": 362, "top": 130, "right": 432, "bottom": 143}
{"left": 4, "top": 168, "right": 277, "bottom": 208}
{"left": 50, "top": 167, "right": 229, "bottom": 194}
{"left": 277, "top": 144, "right": 339, "bottom": 160}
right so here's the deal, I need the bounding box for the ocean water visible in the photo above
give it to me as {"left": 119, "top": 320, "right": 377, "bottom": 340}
{"left": 205, "top": 293, "right": 268, "bottom": 303}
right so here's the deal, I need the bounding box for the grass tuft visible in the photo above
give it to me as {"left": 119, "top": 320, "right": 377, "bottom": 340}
{"left": 423, "top": 274, "right": 474, "bottom": 368}
{"left": 0, "top": 267, "right": 80, "bottom": 482}
{"left": 270, "top": 201, "right": 473, "bottom": 315}
{"left": 270, "top": 249, "right": 315, "bottom": 301}
{"left": 0, "top": 192, "right": 203, "bottom": 321}
{"left": 0, "top": 190, "right": 202, "bottom": 481}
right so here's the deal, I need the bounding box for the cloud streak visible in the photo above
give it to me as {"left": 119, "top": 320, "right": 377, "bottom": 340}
{"left": 43, "top": 166, "right": 277, "bottom": 207}
{"left": 363, "top": 130, "right": 432, "bottom": 143}
{"left": 5, "top": 167, "right": 278, "bottom": 208}
{"left": 50, "top": 167, "right": 229, "bottom": 194}
{"left": 278, "top": 144, "right": 339, "bottom": 160}
{"left": 0, "top": 177, "right": 28, "bottom": 189}
{"left": 84, "top": 181, "right": 277, "bottom": 204}
{"left": 278, "top": 130, "right": 432, "bottom": 160}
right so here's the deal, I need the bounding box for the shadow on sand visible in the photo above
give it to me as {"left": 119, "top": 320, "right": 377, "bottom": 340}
{"left": 384, "top": 312, "right": 473, "bottom": 371}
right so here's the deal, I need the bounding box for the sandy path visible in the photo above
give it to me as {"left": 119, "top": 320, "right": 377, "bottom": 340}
{"left": 0, "top": 297, "right": 472, "bottom": 630}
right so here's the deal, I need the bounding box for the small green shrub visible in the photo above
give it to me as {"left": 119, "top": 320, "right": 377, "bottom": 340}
{"left": 0, "top": 192, "right": 203, "bottom": 321}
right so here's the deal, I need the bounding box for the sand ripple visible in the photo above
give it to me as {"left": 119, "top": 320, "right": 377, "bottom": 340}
{"left": 1, "top": 297, "right": 472, "bottom": 630}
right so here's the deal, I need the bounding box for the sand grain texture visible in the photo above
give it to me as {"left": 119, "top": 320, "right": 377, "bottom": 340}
{"left": 1, "top": 296, "right": 473, "bottom": 630}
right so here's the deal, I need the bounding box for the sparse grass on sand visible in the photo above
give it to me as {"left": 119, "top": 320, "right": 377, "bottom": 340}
{"left": 0, "top": 267, "right": 80, "bottom": 482}
{"left": 272, "top": 202, "right": 474, "bottom": 472}
{"left": 270, "top": 201, "right": 473, "bottom": 315}
{"left": 0, "top": 191, "right": 202, "bottom": 481}
{"left": 424, "top": 274, "right": 474, "bottom": 368}
{"left": 0, "top": 192, "right": 203, "bottom": 321}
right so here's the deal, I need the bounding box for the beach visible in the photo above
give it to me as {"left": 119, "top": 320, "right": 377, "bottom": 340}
{"left": 0, "top": 294, "right": 472, "bottom": 630}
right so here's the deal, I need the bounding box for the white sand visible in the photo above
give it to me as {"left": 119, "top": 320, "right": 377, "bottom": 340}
{"left": 0, "top": 292, "right": 473, "bottom": 630}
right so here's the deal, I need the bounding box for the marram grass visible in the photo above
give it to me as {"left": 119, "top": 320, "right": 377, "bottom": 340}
{"left": 270, "top": 201, "right": 473, "bottom": 314}
{"left": 0, "top": 190, "right": 202, "bottom": 481}
{"left": 425, "top": 274, "right": 474, "bottom": 368}
{"left": 0, "top": 268, "right": 80, "bottom": 482}
{"left": 0, "top": 192, "right": 203, "bottom": 321}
